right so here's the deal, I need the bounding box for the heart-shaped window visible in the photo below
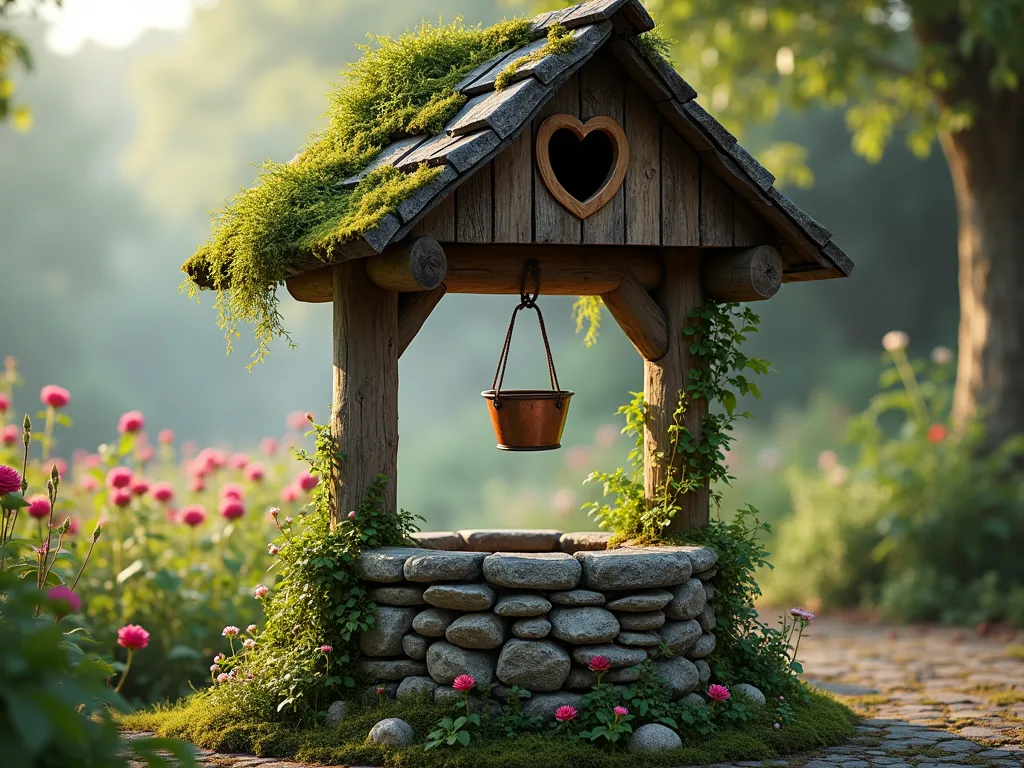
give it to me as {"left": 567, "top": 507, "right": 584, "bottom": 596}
{"left": 536, "top": 114, "right": 631, "bottom": 220}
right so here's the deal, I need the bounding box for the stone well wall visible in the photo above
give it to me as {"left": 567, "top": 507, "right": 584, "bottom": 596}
{"left": 355, "top": 529, "right": 718, "bottom": 715}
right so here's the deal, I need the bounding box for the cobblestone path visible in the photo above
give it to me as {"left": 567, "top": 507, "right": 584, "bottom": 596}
{"left": 124, "top": 614, "right": 1024, "bottom": 767}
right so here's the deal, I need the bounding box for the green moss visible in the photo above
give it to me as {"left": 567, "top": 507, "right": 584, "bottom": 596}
{"left": 186, "top": 17, "right": 539, "bottom": 363}
{"left": 633, "top": 24, "right": 676, "bottom": 65}
{"left": 494, "top": 24, "right": 575, "bottom": 91}
{"left": 120, "top": 688, "right": 853, "bottom": 768}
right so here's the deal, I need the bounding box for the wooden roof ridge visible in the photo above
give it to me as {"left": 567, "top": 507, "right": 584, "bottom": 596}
{"left": 238, "top": 0, "right": 853, "bottom": 287}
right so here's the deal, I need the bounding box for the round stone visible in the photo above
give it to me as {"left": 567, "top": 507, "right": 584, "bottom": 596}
{"left": 690, "top": 633, "right": 716, "bottom": 659}
{"left": 404, "top": 550, "right": 487, "bottom": 582}
{"left": 412, "top": 608, "right": 457, "bottom": 638}
{"left": 658, "top": 619, "right": 702, "bottom": 654}
{"left": 617, "top": 631, "right": 661, "bottom": 647}
{"left": 605, "top": 590, "right": 673, "bottom": 612}
{"left": 548, "top": 589, "right": 606, "bottom": 606}
{"left": 734, "top": 683, "right": 766, "bottom": 706}
{"left": 695, "top": 659, "right": 711, "bottom": 683}
{"left": 695, "top": 567, "right": 717, "bottom": 581}
{"left": 357, "top": 659, "right": 427, "bottom": 680}
{"left": 571, "top": 644, "right": 647, "bottom": 669}
{"left": 494, "top": 594, "right": 552, "bottom": 617}
{"left": 616, "top": 611, "right": 666, "bottom": 630}
{"left": 549, "top": 607, "right": 620, "bottom": 644}
{"left": 368, "top": 718, "right": 415, "bottom": 746}
{"left": 423, "top": 583, "right": 496, "bottom": 611}
{"left": 396, "top": 676, "right": 440, "bottom": 701}
{"left": 483, "top": 552, "right": 582, "bottom": 590}
{"left": 512, "top": 617, "right": 551, "bottom": 639}
{"left": 703, "top": 583, "right": 716, "bottom": 601}
{"left": 402, "top": 633, "right": 428, "bottom": 660}
{"left": 664, "top": 578, "right": 707, "bottom": 621}
{"left": 410, "top": 531, "right": 464, "bottom": 551}
{"left": 558, "top": 532, "right": 612, "bottom": 553}
{"left": 698, "top": 605, "right": 716, "bottom": 632}
{"left": 682, "top": 692, "right": 706, "bottom": 707}
{"left": 458, "top": 529, "right": 561, "bottom": 552}
{"left": 367, "top": 585, "right": 426, "bottom": 606}
{"left": 654, "top": 657, "right": 699, "bottom": 699}
{"left": 445, "top": 613, "right": 505, "bottom": 649}
{"left": 676, "top": 545, "right": 718, "bottom": 573}
{"left": 496, "top": 639, "right": 571, "bottom": 691}
{"left": 575, "top": 548, "right": 692, "bottom": 590}
{"left": 326, "top": 700, "right": 350, "bottom": 727}
{"left": 522, "top": 691, "right": 583, "bottom": 718}
{"left": 426, "top": 641, "right": 496, "bottom": 686}
{"left": 629, "top": 723, "right": 682, "bottom": 752}
{"left": 357, "top": 547, "right": 430, "bottom": 583}
{"left": 359, "top": 606, "right": 417, "bottom": 657}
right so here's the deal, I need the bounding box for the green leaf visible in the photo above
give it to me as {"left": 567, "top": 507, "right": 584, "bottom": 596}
{"left": 1, "top": 492, "right": 29, "bottom": 510}
{"left": 456, "top": 729, "right": 471, "bottom": 746}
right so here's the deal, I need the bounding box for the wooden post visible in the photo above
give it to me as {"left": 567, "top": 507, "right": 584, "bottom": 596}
{"left": 643, "top": 253, "right": 708, "bottom": 533}
{"left": 332, "top": 261, "right": 399, "bottom": 526}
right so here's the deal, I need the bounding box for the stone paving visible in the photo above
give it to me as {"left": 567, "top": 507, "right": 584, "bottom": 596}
{"left": 123, "top": 614, "right": 1024, "bottom": 767}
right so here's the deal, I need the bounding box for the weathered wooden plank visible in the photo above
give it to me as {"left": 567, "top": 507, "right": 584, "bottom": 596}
{"left": 769, "top": 187, "right": 832, "bottom": 245}
{"left": 340, "top": 135, "right": 428, "bottom": 189}
{"left": 699, "top": 162, "right": 733, "bottom": 247}
{"left": 412, "top": 192, "right": 456, "bottom": 240}
{"left": 702, "top": 245, "right": 783, "bottom": 302}
{"left": 822, "top": 240, "right": 854, "bottom": 276}
{"left": 366, "top": 237, "right": 447, "bottom": 292}
{"left": 733, "top": 199, "right": 772, "bottom": 247}
{"left": 466, "top": 43, "right": 545, "bottom": 96}
{"left": 397, "top": 286, "right": 446, "bottom": 357}
{"left": 332, "top": 261, "right": 399, "bottom": 523}
{"left": 456, "top": 163, "right": 493, "bottom": 243}
{"left": 608, "top": 40, "right": 695, "bottom": 105}
{"left": 447, "top": 78, "right": 551, "bottom": 139}
{"left": 361, "top": 213, "right": 402, "bottom": 253}
{"left": 398, "top": 129, "right": 501, "bottom": 174}
{"left": 644, "top": 253, "right": 707, "bottom": 533}
{"left": 682, "top": 100, "right": 737, "bottom": 152}
{"left": 656, "top": 100, "right": 714, "bottom": 153}
{"left": 660, "top": 121, "right": 700, "bottom": 246}
{"left": 503, "top": 23, "right": 612, "bottom": 87}
{"left": 624, "top": 85, "right": 660, "bottom": 244}
{"left": 602, "top": 270, "right": 668, "bottom": 361}
{"left": 456, "top": 50, "right": 515, "bottom": 95}
{"left": 534, "top": 72, "right": 582, "bottom": 245}
{"left": 580, "top": 54, "right": 625, "bottom": 244}
{"left": 729, "top": 144, "right": 775, "bottom": 191}
{"left": 493, "top": 128, "right": 533, "bottom": 242}
{"left": 557, "top": 0, "right": 654, "bottom": 34}
{"left": 396, "top": 164, "right": 457, "bottom": 223}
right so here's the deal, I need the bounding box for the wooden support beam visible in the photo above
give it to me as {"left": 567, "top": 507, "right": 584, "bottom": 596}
{"left": 365, "top": 236, "right": 447, "bottom": 292}
{"left": 397, "top": 286, "right": 446, "bottom": 358}
{"left": 643, "top": 253, "right": 708, "bottom": 533}
{"left": 601, "top": 271, "right": 668, "bottom": 361}
{"left": 702, "top": 245, "right": 783, "bottom": 302}
{"left": 332, "top": 261, "right": 399, "bottom": 526}
{"left": 288, "top": 244, "right": 665, "bottom": 302}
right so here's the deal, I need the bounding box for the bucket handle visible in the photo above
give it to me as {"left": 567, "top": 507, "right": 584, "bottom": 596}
{"left": 491, "top": 259, "right": 563, "bottom": 410}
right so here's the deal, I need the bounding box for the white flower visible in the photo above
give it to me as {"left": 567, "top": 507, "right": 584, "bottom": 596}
{"left": 931, "top": 346, "right": 953, "bottom": 365}
{"left": 882, "top": 330, "right": 909, "bottom": 352}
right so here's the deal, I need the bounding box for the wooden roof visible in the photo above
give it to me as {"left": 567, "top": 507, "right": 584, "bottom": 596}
{"left": 215, "top": 0, "right": 854, "bottom": 287}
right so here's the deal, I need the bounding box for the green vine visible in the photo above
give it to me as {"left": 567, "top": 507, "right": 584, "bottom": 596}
{"left": 190, "top": 418, "right": 420, "bottom": 724}
{"left": 583, "top": 302, "right": 771, "bottom": 540}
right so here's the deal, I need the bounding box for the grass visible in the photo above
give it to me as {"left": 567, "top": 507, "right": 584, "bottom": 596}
{"left": 1006, "top": 644, "right": 1024, "bottom": 661}
{"left": 119, "top": 687, "right": 855, "bottom": 768}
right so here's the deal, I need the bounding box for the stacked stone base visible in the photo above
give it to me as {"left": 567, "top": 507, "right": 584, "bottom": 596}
{"left": 356, "top": 530, "right": 718, "bottom": 715}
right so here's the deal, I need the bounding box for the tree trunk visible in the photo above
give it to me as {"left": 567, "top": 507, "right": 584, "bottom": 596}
{"left": 937, "top": 87, "right": 1024, "bottom": 448}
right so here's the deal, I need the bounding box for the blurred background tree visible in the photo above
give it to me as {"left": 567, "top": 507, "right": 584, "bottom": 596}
{"left": 0, "top": 0, "right": 62, "bottom": 129}
{"left": 628, "top": 0, "right": 1024, "bottom": 449}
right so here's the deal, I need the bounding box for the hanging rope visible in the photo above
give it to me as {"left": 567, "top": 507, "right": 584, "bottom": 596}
{"left": 491, "top": 259, "right": 563, "bottom": 410}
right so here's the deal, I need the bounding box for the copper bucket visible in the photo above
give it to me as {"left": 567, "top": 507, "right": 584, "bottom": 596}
{"left": 482, "top": 259, "right": 573, "bottom": 451}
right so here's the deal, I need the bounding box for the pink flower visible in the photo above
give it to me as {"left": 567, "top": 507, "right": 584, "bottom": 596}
{"left": 189, "top": 476, "right": 206, "bottom": 493}
{"left": 219, "top": 498, "right": 245, "bottom": 521}
{"left": 613, "top": 706, "right": 628, "bottom": 717}
{"left": 130, "top": 479, "right": 150, "bottom": 496}
{"left": 790, "top": 607, "right": 815, "bottom": 623}
{"left": 40, "top": 385, "right": 70, "bottom": 409}
{"left": 210, "top": 664, "right": 220, "bottom": 673}
{"left": 181, "top": 504, "right": 206, "bottom": 527}
{"left": 254, "top": 584, "right": 270, "bottom": 599}
{"left": 707, "top": 684, "right": 731, "bottom": 702}
{"left": 0, "top": 465, "right": 23, "bottom": 496}
{"left": 47, "top": 585, "right": 82, "bottom": 615}
{"left": 452, "top": 674, "right": 475, "bottom": 692}
{"left": 106, "top": 466, "right": 133, "bottom": 489}
{"left": 110, "top": 488, "right": 133, "bottom": 508}
{"left": 280, "top": 484, "right": 300, "bottom": 503}
{"left": 83, "top": 453, "right": 102, "bottom": 468}
{"left": 347, "top": 510, "right": 356, "bottom": 520}
{"left": 244, "top": 463, "right": 266, "bottom": 482}
{"left": 1, "top": 425, "right": 17, "bottom": 446}
{"left": 150, "top": 482, "right": 174, "bottom": 504}
{"left": 79, "top": 475, "right": 100, "bottom": 492}
{"left": 588, "top": 655, "right": 611, "bottom": 673}
{"left": 117, "top": 410, "right": 145, "bottom": 434}
{"left": 269, "top": 507, "right": 280, "bottom": 518}
{"left": 213, "top": 653, "right": 225, "bottom": 664}
{"left": 0, "top": 392, "right": 8, "bottom": 413}
{"left": 243, "top": 638, "right": 256, "bottom": 649}
{"left": 554, "top": 705, "right": 577, "bottom": 722}
{"left": 219, "top": 483, "right": 244, "bottom": 500}
{"left": 267, "top": 543, "right": 280, "bottom": 555}
{"left": 296, "top": 471, "right": 319, "bottom": 492}
{"left": 246, "top": 624, "right": 257, "bottom": 633}
{"left": 222, "top": 625, "right": 240, "bottom": 637}
{"left": 27, "top": 494, "right": 51, "bottom": 519}
{"left": 138, "top": 445, "right": 154, "bottom": 463}
{"left": 774, "top": 722, "right": 781, "bottom": 729}
{"left": 229, "top": 453, "right": 249, "bottom": 470}
{"left": 320, "top": 645, "right": 333, "bottom": 653}
{"left": 260, "top": 437, "right": 278, "bottom": 456}
{"left": 216, "top": 673, "right": 229, "bottom": 683}
{"left": 117, "top": 624, "right": 150, "bottom": 650}
{"left": 158, "top": 429, "right": 175, "bottom": 444}
{"left": 287, "top": 411, "right": 308, "bottom": 431}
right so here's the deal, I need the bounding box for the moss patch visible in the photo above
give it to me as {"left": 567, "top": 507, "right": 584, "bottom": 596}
{"left": 120, "top": 687, "right": 854, "bottom": 768}
{"left": 186, "top": 17, "right": 541, "bottom": 363}
{"left": 494, "top": 24, "right": 575, "bottom": 90}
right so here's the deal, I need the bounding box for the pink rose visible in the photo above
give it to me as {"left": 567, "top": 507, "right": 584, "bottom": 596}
{"left": 150, "top": 482, "right": 175, "bottom": 504}
{"left": 296, "top": 471, "right": 319, "bottom": 492}
{"left": 0, "top": 465, "right": 23, "bottom": 496}
{"left": 613, "top": 706, "right": 628, "bottom": 717}
{"left": 27, "top": 494, "right": 51, "bottom": 519}
{"left": 219, "top": 498, "right": 245, "bottom": 521}
{"left": 1, "top": 425, "right": 17, "bottom": 446}
{"left": 106, "top": 467, "right": 133, "bottom": 489}
{"left": 554, "top": 705, "right": 577, "bottom": 723}
{"left": 40, "top": 385, "right": 70, "bottom": 409}
{"left": 48, "top": 585, "right": 82, "bottom": 615}
{"left": 452, "top": 674, "right": 475, "bottom": 692}
{"left": 117, "top": 624, "right": 150, "bottom": 650}
{"left": 708, "top": 684, "right": 730, "bottom": 702}
{"left": 181, "top": 505, "right": 206, "bottom": 527}
{"left": 117, "top": 410, "right": 145, "bottom": 434}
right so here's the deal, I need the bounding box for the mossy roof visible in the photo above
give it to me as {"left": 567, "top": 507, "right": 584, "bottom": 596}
{"left": 185, "top": 0, "right": 852, "bottom": 361}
